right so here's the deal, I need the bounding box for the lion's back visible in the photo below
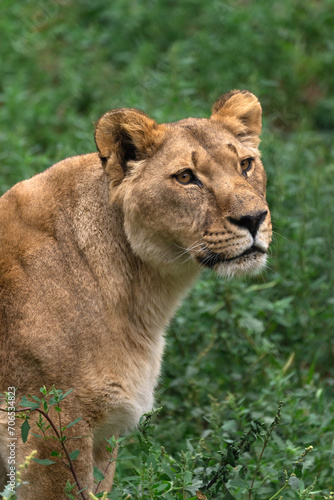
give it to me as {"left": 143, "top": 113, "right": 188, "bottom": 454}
{"left": 0, "top": 153, "right": 106, "bottom": 388}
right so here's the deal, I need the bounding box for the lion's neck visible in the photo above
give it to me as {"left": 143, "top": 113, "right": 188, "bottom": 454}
{"left": 72, "top": 173, "right": 199, "bottom": 338}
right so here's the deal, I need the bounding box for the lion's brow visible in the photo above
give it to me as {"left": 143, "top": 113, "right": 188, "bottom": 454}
{"left": 227, "top": 143, "right": 238, "bottom": 156}
{"left": 191, "top": 150, "right": 198, "bottom": 166}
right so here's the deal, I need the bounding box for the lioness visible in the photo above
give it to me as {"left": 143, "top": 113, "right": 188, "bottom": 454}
{"left": 0, "top": 90, "right": 271, "bottom": 498}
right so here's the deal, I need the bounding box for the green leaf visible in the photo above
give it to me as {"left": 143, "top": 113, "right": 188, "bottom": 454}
{"left": 245, "top": 280, "right": 278, "bottom": 293}
{"left": 239, "top": 465, "right": 247, "bottom": 479}
{"left": 65, "top": 480, "right": 76, "bottom": 492}
{"left": 28, "top": 395, "right": 41, "bottom": 403}
{"left": 65, "top": 417, "right": 82, "bottom": 429}
{"left": 294, "top": 461, "right": 303, "bottom": 479}
{"left": 289, "top": 475, "right": 300, "bottom": 490}
{"left": 223, "top": 492, "right": 236, "bottom": 500}
{"left": 30, "top": 433, "right": 43, "bottom": 439}
{"left": 69, "top": 449, "right": 80, "bottom": 461}
{"left": 116, "top": 454, "right": 136, "bottom": 461}
{"left": 32, "top": 458, "right": 56, "bottom": 465}
{"left": 21, "top": 418, "right": 30, "bottom": 443}
{"left": 115, "top": 436, "right": 127, "bottom": 445}
{"left": 108, "top": 491, "right": 124, "bottom": 500}
{"left": 64, "top": 480, "right": 77, "bottom": 499}
{"left": 62, "top": 388, "right": 74, "bottom": 400}
{"left": 105, "top": 436, "right": 118, "bottom": 447}
{"left": 229, "top": 478, "right": 247, "bottom": 488}
{"left": 0, "top": 483, "right": 17, "bottom": 499}
{"left": 146, "top": 453, "right": 157, "bottom": 467}
{"left": 239, "top": 316, "right": 265, "bottom": 334}
{"left": 227, "top": 446, "right": 237, "bottom": 467}
{"left": 153, "top": 481, "right": 171, "bottom": 492}
{"left": 161, "top": 463, "right": 176, "bottom": 481}
{"left": 262, "top": 466, "right": 279, "bottom": 478}
{"left": 19, "top": 397, "right": 39, "bottom": 411}
{"left": 48, "top": 397, "right": 58, "bottom": 406}
{"left": 93, "top": 466, "right": 105, "bottom": 482}
{"left": 183, "top": 470, "right": 192, "bottom": 485}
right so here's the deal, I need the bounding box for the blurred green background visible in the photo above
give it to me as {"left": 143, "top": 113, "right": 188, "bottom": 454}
{"left": 1, "top": 0, "right": 334, "bottom": 498}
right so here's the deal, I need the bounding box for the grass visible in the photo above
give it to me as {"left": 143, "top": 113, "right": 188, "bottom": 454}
{"left": 0, "top": 0, "right": 334, "bottom": 498}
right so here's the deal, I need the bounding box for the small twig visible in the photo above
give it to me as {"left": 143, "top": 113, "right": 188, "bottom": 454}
{"left": 248, "top": 401, "right": 283, "bottom": 500}
{"left": 93, "top": 457, "right": 116, "bottom": 495}
{"left": 58, "top": 407, "right": 63, "bottom": 438}
{"left": 203, "top": 467, "right": 221, "bottom": 491}
{"left": 0, "top": 406, "right": 87, "bottom": 500}
{"left": 268, "top": 483, "right": 288, "bottom": 500}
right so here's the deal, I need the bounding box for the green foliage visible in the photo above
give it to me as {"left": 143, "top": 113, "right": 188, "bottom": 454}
{"left": 33, "top": 401, "right": 316, "bottom": 499}
{"left": 1, "top": 0, "right": 334, "bottom": 498}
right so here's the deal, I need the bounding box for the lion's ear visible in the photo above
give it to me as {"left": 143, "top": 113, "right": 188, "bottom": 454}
{"left": 211, "top": 90, "right": 262, "bottom": 149}
{"left": 95, "top": 108, "right": 165, "bottom": 186}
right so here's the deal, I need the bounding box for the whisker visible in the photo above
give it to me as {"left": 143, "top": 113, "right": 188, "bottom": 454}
{"left": 271, "top": 230, "right": 288, "bottom": 241}
{"left": 265, "top": 266, "right": 280, "bottom": 276}
{"left": 168, "top": 239, "right": 207, "bottom": 265}
{"left": 187, "top": 240, "right": 206, "bottom": 252}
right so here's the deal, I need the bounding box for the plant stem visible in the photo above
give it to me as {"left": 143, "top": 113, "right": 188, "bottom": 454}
{"left": 93, "top": 456, "right": 116, "bottom": 495}
{"left": 1, "top": 406, "right": 87, "bottom": 500}
{"left": 268, "top": 483, "right": 288, "bottom": 500}
{"left": 248, "top": 440, "right": 268, "bottom": 499}
{"left": 248, "top": 401, "right": 283, "bottom": 500}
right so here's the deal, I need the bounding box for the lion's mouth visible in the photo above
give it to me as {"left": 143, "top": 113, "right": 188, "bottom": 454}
{"left": 197, "top": 245, "right": 266, "bottom": 269}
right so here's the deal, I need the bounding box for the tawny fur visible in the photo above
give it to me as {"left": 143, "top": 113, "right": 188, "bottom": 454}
{"left": 0, "top": 90, "right": 272, "bottom": 499}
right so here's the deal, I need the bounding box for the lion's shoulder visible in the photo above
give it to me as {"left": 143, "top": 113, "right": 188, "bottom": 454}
{"left": 0, "top": 153, "right": 103, "bottom": 287}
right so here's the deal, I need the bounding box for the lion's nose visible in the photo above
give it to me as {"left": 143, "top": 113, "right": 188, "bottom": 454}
{"left": 228, "top": 210, "right": 268, "bottom": 238}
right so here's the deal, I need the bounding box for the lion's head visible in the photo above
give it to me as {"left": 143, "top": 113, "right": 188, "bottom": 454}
{"left": 95, "top": 90, "right": 272, "bottom": 278}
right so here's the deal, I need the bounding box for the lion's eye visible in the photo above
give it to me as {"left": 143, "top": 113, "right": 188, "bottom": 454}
{"left": 175, "top": 169, "right": 196, "bottom": 185}
{"left": 240, "top": 157, "right": 254, "bottom": 174}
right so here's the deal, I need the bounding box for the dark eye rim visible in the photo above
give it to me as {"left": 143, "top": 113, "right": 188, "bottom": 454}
{"left": 173, "top": 169, "right": 202, "bottom": 186}
{"left": 240, "top": 157, "right": 254, "bottom": 174}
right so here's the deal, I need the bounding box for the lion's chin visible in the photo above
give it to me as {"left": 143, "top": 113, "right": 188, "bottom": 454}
{"left": 214, "top": 252, "right": 268, "bottom": 279}
{"left": 195, "top": 246, "right": 268, "bottom": 278}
